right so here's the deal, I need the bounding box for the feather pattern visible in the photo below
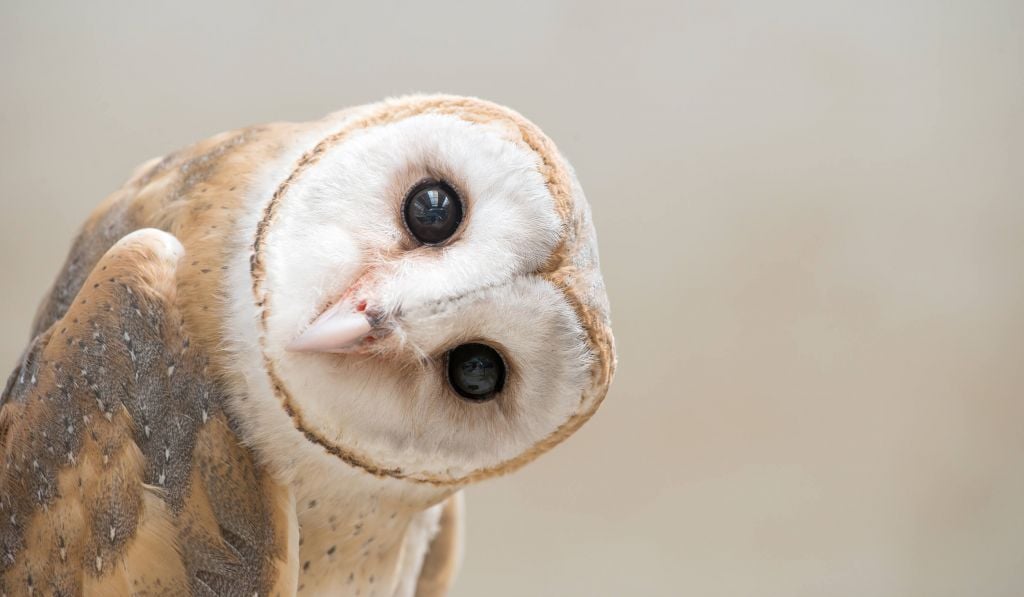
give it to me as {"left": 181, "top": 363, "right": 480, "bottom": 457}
{"left": 1, "top": 230, "right": 296, "bottom": 596}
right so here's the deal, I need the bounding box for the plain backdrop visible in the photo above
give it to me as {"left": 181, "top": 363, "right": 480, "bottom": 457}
{"left": 2, "top": 2, "right": 1023, "bottom": 596}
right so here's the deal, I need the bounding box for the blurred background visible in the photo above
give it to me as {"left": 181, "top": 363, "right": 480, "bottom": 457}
{"left": 2, "top": 1, "right": 1023, "bottom": 595}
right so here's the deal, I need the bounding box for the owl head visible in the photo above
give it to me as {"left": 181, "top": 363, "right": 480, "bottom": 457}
{"left": 229, "top": 95, "right": 614, "bottom": 492}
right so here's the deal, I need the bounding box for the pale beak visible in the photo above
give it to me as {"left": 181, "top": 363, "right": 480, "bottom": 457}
{"left": 287, "top": 304, "right": 374, "bottom": 353}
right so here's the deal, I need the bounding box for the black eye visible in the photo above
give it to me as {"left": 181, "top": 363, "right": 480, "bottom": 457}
{"left": 402, "top": 181, "right": 463, "bottom": 245}
{"left": 447, "top": 343, "right": 506, "bottom": 402}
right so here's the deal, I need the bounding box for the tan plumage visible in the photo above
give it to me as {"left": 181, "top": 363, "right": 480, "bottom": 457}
{"left": 1, "top": 230, "right": 296, "bottom": 595}
{"left": 1, "top": 95, "right": 614, "bottom": 596}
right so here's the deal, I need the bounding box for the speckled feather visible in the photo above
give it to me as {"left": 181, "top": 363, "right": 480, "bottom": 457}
{"left": 1, "top": 231, "right": 295, "bottom": 596}
{"left": 1, "top": 120, "right": 311, "bottom": 596}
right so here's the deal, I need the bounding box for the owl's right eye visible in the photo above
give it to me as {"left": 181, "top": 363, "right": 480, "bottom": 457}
{"left": 402, "top": 181, "right": 464, "bottom": 245}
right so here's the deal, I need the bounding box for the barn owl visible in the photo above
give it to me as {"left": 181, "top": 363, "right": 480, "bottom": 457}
{"left": 0, "top": 95, "right": 615, "bottom": 596}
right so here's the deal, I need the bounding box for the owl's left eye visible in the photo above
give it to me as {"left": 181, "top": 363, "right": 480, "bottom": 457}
{"left": 447, "top": 343, "right": 506, "bottom": 402}
{"left": 402, "top": 181, "right": 463, "bottom": 245}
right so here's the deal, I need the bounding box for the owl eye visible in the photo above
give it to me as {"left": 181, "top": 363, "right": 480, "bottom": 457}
{"left": 402, "top": 181, "right": 464, "bottom": 245}
{"left": 447, "top": 343, "right": 506, "bottom": 402}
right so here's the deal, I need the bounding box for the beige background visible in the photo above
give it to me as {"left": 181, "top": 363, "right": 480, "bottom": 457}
{"left": 2, "top": 1, "right": 1023, "bottom": 595}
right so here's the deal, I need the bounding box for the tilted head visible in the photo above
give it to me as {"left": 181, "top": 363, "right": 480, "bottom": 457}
{"left": 230, "top": 95, "right": 614, "bottom": 490}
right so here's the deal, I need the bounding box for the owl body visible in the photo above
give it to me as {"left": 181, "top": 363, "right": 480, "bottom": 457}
{"left": 0, "top": 96, "right": 614, "bottom": 596}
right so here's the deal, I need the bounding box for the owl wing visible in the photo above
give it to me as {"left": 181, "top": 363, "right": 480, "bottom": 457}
{"left": 0, "top": 229, "right": 297, "bottom": 597}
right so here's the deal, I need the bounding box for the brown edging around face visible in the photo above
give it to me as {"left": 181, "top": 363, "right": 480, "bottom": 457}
{"left": 250, "top": 96, "right": 614, "bottom": 486}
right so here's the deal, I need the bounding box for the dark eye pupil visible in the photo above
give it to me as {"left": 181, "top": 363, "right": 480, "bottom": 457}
{"left": 403, "top": 182, "right": 463, "bottom": 244}
{"left": 447, "top": 343, "right": 506, "bottom": 402}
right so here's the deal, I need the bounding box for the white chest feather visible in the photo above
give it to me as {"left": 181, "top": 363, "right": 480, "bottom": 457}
{"left": 293, "top": 481, "right": 444, "bottom": 597}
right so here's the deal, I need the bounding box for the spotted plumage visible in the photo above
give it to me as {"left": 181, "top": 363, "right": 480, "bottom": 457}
{"left": 1, "top": 95, "right": 614, "bottom": 596}
{"left": 1, "top": 231, "right": 295, "bottom": 596}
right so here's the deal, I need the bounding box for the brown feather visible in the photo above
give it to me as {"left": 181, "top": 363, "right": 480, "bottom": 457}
{"left": 1, "top": 230, "right": 294, "bottom": 596}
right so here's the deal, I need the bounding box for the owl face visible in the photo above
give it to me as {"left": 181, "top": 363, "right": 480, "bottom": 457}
{"left": 235, "top": 97, "right": 612, "bottom": 486}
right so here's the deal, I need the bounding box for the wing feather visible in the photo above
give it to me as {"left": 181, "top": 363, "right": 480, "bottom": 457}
{"left": 0, "top": 229, "right": 295, "bottom": 597}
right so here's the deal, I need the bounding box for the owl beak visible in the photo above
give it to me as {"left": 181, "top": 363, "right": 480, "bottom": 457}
{"left": 286, "top": 303, "right": 374, "bottom": 353}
